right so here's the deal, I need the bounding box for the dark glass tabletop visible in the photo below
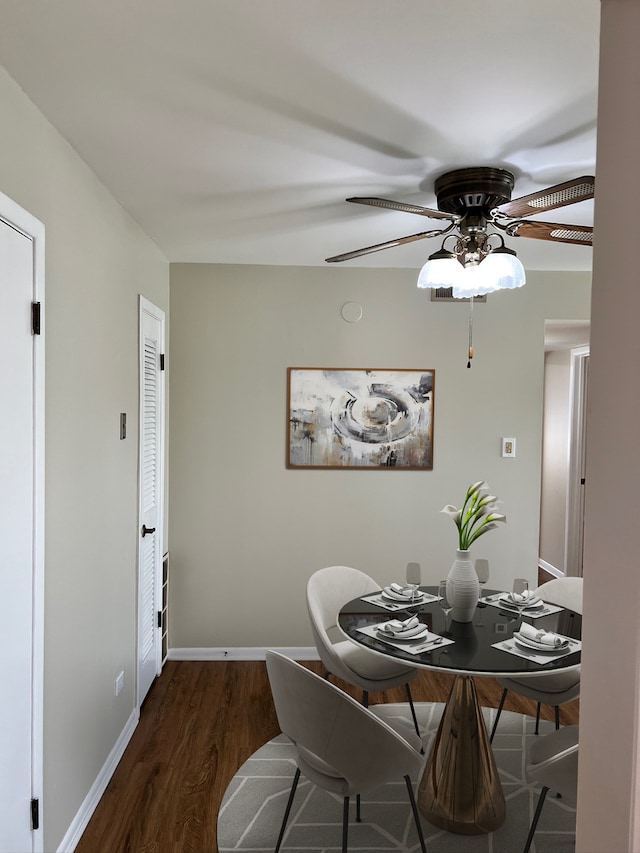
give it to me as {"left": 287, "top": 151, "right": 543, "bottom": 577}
{"left": 337, "top": 586, "right": 582, "bottom": 677}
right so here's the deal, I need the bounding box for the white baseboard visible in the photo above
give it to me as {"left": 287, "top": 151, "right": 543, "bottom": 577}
{"left": 57, "top": 708, "right": 139, "bottom": 853}
{"left": 167, "top": 646, "right": 320, "bottom": 661}
{"left": 538, "top": 559, "right": 565, "bottom": 579}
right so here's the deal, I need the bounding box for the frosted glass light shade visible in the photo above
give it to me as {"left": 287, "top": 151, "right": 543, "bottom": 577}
{"left": 417, "top": 256, "right": 463, "bottom": 289}
{"left": 472, "top": 251, "right": 526, "bottom": 293}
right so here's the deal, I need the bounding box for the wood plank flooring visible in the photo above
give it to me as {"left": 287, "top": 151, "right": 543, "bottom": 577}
{"left": 75, "top": 660, "right": 578, "bottom": 853}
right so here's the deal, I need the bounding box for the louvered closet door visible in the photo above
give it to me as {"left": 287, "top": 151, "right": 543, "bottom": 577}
{"left": 137, "top": 297, "right": 165, "bottom": 705}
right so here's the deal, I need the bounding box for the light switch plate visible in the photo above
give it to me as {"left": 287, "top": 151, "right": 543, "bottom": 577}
{"left": 502, "top": 437, "right": 516, "bottom": 458}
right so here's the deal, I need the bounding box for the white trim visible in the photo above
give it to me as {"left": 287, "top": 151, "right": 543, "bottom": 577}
{"left": 0, "top": 189, "right": 45, "bottom": 853}
{"left": 538, "top": 558, "right": 564, "bottom": 579}
{"left": 56, "top": 710, "right": 138, "bottom": 853}
{"left": 565, "top": 345, "right": 589, "bottom": 577}
{"left": 167, "top": 647, "right": 321, "bottom": 661}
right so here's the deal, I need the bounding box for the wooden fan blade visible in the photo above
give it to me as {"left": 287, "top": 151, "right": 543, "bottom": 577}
{"left": 496, "top": 176, "right": 595, "bottom": 218}
{"left": 347, "top": 196, "right": 455, "bottom": 221}
{"left": 510, "top": 220, "right": 593, "bottom": 245}
{"left": 325, "top": 229, "right": 441, "bottom": 263}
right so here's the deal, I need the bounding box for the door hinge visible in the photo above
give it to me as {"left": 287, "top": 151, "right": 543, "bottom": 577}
{"left": 157, "top": 610, "right": 162, "bottom": 628}
{"left": 160, "top": 353, "right": 165, "bottom": 371}
{"left": 31, "top": 797, "right": 39, "bottom": 830}
{"left": 32, "top": 302, "right": 41, "bottom": 335}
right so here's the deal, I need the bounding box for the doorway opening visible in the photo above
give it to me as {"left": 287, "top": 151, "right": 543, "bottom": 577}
{"left": 539, "top": 320, "right": 590, "bottom": 578}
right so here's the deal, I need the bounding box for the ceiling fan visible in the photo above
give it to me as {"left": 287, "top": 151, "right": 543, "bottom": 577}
{"left": 325, "top": 167, "right": 594, "bottom": 264}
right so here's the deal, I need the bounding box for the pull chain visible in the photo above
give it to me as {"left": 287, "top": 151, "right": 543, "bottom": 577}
{"left": 467, "top": 296, "right": 474, "bottom": 368}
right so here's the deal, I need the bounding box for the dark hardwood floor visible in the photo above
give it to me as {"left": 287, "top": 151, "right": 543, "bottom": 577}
{"left": 75, "top": 659, "right": 578, "bottom": 853}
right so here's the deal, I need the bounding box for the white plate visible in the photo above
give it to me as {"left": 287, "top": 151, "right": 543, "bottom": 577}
{"left": 514, "top": 633, "right": 569, "bottom": 652}
{"left": 382, "top": 588, "right": 426, "bottom": 603}
{"left": 377, "top": 625, "right": 429, "bottom": 642}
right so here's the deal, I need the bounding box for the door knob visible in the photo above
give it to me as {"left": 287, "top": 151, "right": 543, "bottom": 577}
{"left": 141, "top": 525, "right": 156, "bottom": 537}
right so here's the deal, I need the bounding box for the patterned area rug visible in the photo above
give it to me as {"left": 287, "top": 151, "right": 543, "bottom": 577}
{"left": 218, "top": 703, "right": 576, "bottom": 853}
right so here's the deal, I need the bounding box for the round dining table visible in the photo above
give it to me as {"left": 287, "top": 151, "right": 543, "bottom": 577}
{"left": 337, "top": 586, "right": 581, "bottom": 836}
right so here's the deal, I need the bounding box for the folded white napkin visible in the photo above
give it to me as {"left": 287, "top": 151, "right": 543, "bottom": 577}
{"left": 519, "top": 622, "right": 564, "bottom": 647}
{"left": 506, "top": 591, "right": 540, "bottom": 606}
{"left": 388, "top": 582, "right": 414, "bottom": 597}
{"left": 382, "top": 616, "right": 423, "bottom": 637}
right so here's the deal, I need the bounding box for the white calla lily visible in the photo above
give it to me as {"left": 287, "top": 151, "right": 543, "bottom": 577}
{"left": 467, "top": 481, "right": 486, "bottom": 497}
{"left": 443, "top": 482, "right": 507, "bottom": 549}
{"left": 441, "top": 504, "right": 460, "bottom": 516}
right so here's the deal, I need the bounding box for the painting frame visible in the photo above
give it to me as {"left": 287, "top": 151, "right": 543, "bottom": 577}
{"left": 286, "top": 367, "right": 435, "bottom": 470}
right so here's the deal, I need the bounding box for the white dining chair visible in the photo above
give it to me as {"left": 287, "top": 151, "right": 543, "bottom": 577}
{"left": 490, "top": 577, "right": 583, "bottom": 741}
{"left": 523, "top": 724, "right": 579, "bottom": 853}
{"left": 306, "top": 565, "right": 421, "bottom": 737}
{"left": 266, "top": 650, "right": 428, "bottom": 853}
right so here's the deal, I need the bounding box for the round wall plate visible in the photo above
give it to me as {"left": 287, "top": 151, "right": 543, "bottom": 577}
{"left": 341, "top": 302, "right": 363, "bottom": 323}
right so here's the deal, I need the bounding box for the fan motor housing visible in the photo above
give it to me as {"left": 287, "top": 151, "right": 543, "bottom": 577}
{"left": 435, "top": 167, "right": 515, "bottom": 216}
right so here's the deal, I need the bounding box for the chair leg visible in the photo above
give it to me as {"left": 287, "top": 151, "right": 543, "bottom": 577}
{"left": 362, "top": 689, "right": 369, "bottom": 708}
{"left": 535, "top": 702, "right": 541, "bottom": 735}
{"left": 275, "top": 767, "right": 300, "bottom": 853}
{"left": 405, "top": 682, "right": 421, "bottom": 740}
{"left": 490, "top": 688, "right": 508, "bottom": 743}
{"left": 342, "top": 796, "right": 349, "bottom": 853}
{"left": 554, "top": 704, "right": 560, "bottom": 730}
{"left": 404, "top": 775, "right": 428, "bottom": 853}
{"left": 356, "top": 793, "right": 361, "bottom": 822}
{"left": 523, "top": 786, "right": 549, "bottom": 853}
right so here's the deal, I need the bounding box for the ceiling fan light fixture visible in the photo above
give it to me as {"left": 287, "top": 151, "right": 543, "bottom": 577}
{"left": 418, "top": 238, "right": 526, "bottom": 297}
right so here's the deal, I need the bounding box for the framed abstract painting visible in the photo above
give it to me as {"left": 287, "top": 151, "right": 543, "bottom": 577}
{"left": 286, "top": 368, "right": 435, "bottom": 469}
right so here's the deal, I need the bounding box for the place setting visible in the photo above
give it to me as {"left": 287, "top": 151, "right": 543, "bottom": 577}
{"left": 494, "top": 620, "right": 581, "bottom": 663}
{"left": 357, "top": 615, "right": 454, "bottom": 655}
{"left": 361, "top": 563, "right": 441, "bottom": 611}
{"left": 362, "top": 583, "right": 440, "bottom": 611}
{"left": 481, "top": 578, "right": 563, "bottom": 619}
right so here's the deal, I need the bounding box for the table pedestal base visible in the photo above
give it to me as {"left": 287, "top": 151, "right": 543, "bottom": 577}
{"left": 418, "top": 674, "right": 506, "bottom": 834}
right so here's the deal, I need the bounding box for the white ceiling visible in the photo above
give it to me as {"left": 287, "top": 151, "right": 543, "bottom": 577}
{"left": 0, "top": 0, "right": 601, "bottom": 269}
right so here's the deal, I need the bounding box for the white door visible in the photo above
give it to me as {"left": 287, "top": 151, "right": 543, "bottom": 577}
{"left": 0, "top": 196, "right": 44, "bottom": 853}
{"left": 137, "top": 297, "right": 165, "bottom": 706}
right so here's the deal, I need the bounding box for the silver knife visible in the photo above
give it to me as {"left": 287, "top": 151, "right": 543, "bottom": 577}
{"left": 412, "top": 637, "right": 445, "bottom": 652}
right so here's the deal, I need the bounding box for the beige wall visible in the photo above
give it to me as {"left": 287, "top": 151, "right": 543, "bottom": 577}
{"left": 168, "top": 263, "right": 591, "bottom": 650}
{"left": 0, "top": 68, "right": 169, "bottom": 850}
{"left": 539, "top": 349, "right": 572, "bottom": 572}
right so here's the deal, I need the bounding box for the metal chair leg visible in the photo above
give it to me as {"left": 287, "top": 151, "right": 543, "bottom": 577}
{"left": 342, "top": 796, "right": 349, "bottom": 853}
{"left": 535, "top": 702, "right": 541, "bottom": 734}
{"left": 523, "top": 786, "right": 549, "bottom": 853}
{"left": 405, "top": 682, "right": 421, "bottom": 740}
{"left": 404, "top": 775, "right": 428, "bottom": 853}
{"left": 362, "top": 689, "right": 369, "bottom": 708}
{"left": 554, "top": 704, "right": 560, "bottom": 730}
{"left": 275, "top": 767, "right": 300, "bottom": 853}
{"left": 490, "top": 688, "right": 508, "bottom": 742}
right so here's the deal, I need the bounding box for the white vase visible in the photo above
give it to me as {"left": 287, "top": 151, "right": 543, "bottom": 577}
{"left": 446, "top": 549, "right": 480, "bottom": 623}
